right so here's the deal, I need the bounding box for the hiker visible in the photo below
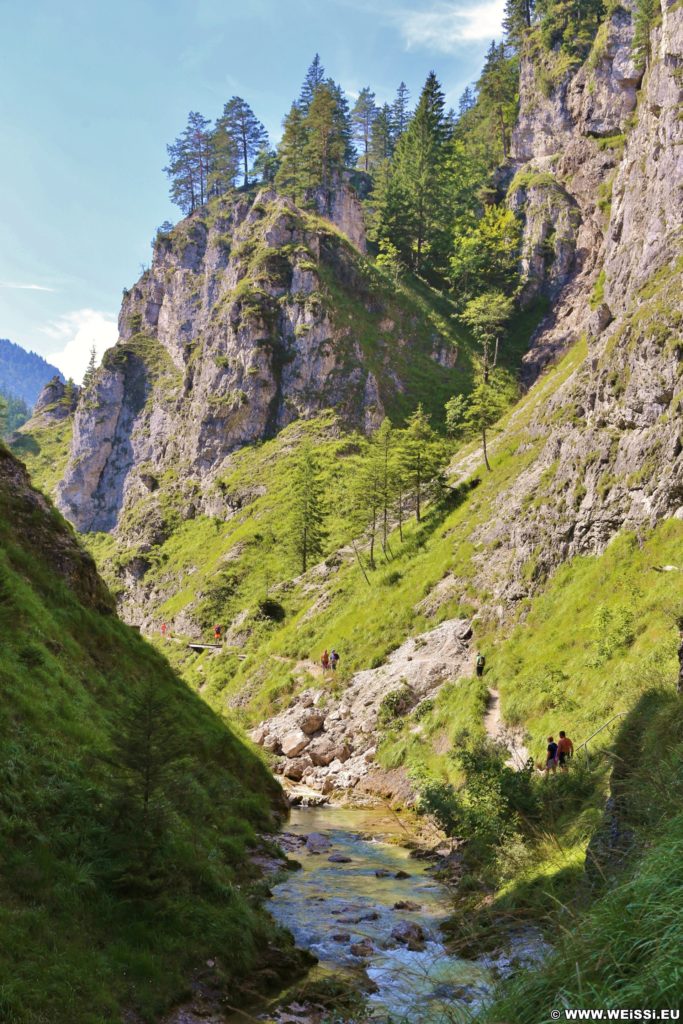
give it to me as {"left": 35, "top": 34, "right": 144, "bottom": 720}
{"left": 545, "top": 736, "right": 559, "bottom": 773}
{"left": 214, "top": 624, "right": 222, "bottom": 643}
{"left": 557, "top": 730, "right": 574, "bottom": 771}
{"left": 476, "top": 652, "right": 486, "bottom": 677}
{"left": 330, "top": 649, "right": 339, "bottom": 671}
{"left": 321, "top": 649, "right": 330, "bottom": 670}
{"left": 161, "top": 622, "right": 167, "bottom": 639}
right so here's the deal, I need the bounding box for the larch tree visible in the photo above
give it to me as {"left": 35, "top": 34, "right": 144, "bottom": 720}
{"left": 400, "top": 404, "right": 441, "bottom": 523}
{"left": 460, "top": 290, "right": 515, "bottom": 378}
{"left": 351, "top": 87, "right": 377, "bottom": 172}
{"left": 82, "top": 345, "right": 98, "bottom": 391}
{"left": 218, "top": 97, "right": 269, "bottom": 188}
{"left": 288, "top": 445, "right": 326, "bottom": 574}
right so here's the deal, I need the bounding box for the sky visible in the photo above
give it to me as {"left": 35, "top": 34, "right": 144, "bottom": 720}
{"left": 0, "top": 0, "right": 503, "bottom": 383}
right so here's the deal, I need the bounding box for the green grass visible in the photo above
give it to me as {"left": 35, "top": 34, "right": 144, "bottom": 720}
{"left": 0, "top": 445, "right": 296, "bottom": 1023}
{"left": 11, "top": 415, "right": 74, "bottom": 495}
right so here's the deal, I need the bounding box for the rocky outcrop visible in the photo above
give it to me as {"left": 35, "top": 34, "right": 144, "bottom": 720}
{"left": 32, "top": 376, "right": 79, "bottom": 421}
{"left": 250, "top": 619, "right": 473, "bottom": 800}
{"left": 56, "top": 188, "right": 459, "bottom": 535}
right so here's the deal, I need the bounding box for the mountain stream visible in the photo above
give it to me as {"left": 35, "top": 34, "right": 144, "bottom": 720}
{"left": 267, "top": 805, "right": 492, "bottom": 1023}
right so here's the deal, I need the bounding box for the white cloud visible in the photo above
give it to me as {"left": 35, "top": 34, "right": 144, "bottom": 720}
{"left": 396, "top": 0, "right": 505, "bottom": 50}
{"left": 0, "top": 281, "right": 57, "bottom": 292}
{"left": 42, "top": 309, "right": 118, "bottom": 384}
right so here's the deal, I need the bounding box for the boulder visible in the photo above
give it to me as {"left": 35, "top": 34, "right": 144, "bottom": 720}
{"left": 350, "top": 939, "right": 374, "bottom": 957}
{"left": 282, "top": 757, "right": 309, "bottom": 782}
{"left": 299, "top": 711, "right": 325, "bottom": 735}
{"left": 328, "top": 853, "right": 352, "bottom": 863}
{"left": 305, "top": 832, "right": 332, "bottom": 853}
{"left": 281, "top": 729, "right": 310, "bottom": 758}
{"left": 391, "top": 921, "right": 426, "bottom": 951}
{"left": 394, "top": 900, "right": 422, "bottom": 911}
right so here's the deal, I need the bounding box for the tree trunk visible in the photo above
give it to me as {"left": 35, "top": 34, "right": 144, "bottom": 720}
{"left": 493, "top": 335, "right": 500, "bottom": 368}
{"left": 677, "top": 620, "right": 683, "bottom": 695}
{"left": 482, "top": 426, "right": 492, "bottom": 472}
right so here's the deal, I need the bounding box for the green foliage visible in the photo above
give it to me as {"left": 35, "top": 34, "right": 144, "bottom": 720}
{"left": 536, "top": 0, "right": 607, "bottom": 58}
{"left": 632, "top": 0, "right": 659, "bottom": 69}
{"left": 0, "top": 448, "right": 285, "bottom": 1022}
{"left": 378, "top": 682, "right": 415, "bottom": 725}
{"left": 0, "top": 390, "right": 30, "bottom": 437}
{"left": 450, "top": 205, "right": 522, "bottom": 307}
{"left": 288, "top": 442, "right": 327, "bottom": 573}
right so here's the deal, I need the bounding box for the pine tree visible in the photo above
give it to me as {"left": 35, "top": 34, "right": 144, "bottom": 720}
{"left": 632, "top": 0, "right": 658, "bottom": 69}
{"left": 207, "top": 119, "right": 239, "bottom": 196}
{"left": 275, "top": 104, "right": 308, "bottom": 201}
{"left": 391, "top": 81, "right": 411, "bottom": 141}
{"left": 164, "top": 111, "right": 212, "bottom": 214}
{"left": 457, "top": 86, "right": 477, "bottom": 118}
{"left": 288, "top": 445, "right": 326, "bottom": 574}
{"left": 299, "top": 53, "right": 326, "bottom": 113}
{"left": 217, "top": 97, "right": 269, "bottom": 188}
{"left": 82, "top": 345, "right": 98, "bottom": 391}
{"left": 400, "top": 404, "right": 441, "bottom": 522}
{"left": 328, "top": 80, "right": 356, "bottom": 167}
{"left": 351, "top": 87, "right": 377, "bottom": 172}
{"left": 253, "top": 146, "right": 279, "bottom": 183}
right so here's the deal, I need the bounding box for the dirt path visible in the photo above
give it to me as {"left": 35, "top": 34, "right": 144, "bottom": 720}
{"left": 484, "top": 688, "right": 530, "bottom": 769}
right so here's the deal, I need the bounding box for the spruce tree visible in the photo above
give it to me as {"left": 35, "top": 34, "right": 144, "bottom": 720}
{"left": 388, "top": 72, "right": 450, "bottom": 275}
{"left": 391, "top": 81, "right": 411, "bottom": 141}
{"left": 370, "top": 104, "right": 395, "bottom": 166}
{"left": 299, "top": 53, "right": 326, "bottom": 113}
{"left": 503, "top": 0, "right": 535, "bottom": 48}
{"left": 82, "top": 345, "right": 98, "bottom": 391}
{"left": 217, "top": 97, "right": 269, "bottom": 188}
{"left": 288, "top": 445, "right": 326, "bottom": 574}
{"left": 479, "top": 43, "right": 518, "bottom": 159}
{"left": 351, "top": 87, "right": 377, "bottom": 172}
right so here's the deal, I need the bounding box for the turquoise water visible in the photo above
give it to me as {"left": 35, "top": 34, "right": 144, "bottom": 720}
{"left": 269, "top": 806, "right": 491, "bottom": 1023}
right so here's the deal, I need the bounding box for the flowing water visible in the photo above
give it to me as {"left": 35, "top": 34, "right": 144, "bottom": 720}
{"left": 268, "top": 805, "right": 492, "bottom": 1023}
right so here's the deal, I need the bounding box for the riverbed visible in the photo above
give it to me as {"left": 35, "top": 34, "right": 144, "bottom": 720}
{"left": 268, "top": 805, "right": 492, "bottom": 1023}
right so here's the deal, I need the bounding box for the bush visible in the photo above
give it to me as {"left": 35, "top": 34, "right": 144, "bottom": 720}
{"left": 378, "top": 682, "right": 414, "bottom": 725}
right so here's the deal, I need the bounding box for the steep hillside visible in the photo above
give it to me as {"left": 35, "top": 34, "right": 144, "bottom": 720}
{"left": 0, "top": 444, "right": 301, "bottom": 1024}
{"left": 0, "top": 337, "right": 63, "bottom": 406}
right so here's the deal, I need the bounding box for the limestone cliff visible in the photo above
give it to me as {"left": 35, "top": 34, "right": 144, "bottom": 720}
{"left": 56, "top": 188, "right": 461, "bottom": 534}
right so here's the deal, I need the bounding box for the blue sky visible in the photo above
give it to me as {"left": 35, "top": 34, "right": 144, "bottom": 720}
{"left": 0, "top": 0, "right": 503, "bottom": 382}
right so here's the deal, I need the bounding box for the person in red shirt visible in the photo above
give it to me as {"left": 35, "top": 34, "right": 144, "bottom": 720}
{"left": 557, "top": 731, "right": 574, "bottom": 771}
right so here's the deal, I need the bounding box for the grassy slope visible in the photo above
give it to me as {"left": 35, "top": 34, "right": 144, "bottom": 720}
{"left": 11, "top": 410, "right": 74, "bottom": 496}
{"left": 0, "top": 446, "right": 294, "bottom": 1024}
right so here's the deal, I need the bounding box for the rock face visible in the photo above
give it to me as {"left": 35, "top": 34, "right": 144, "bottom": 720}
{"left": 250, "top": 618, "right": 473, "bottom": 798}
{"left": 55, "top": 188, "right": 459, "bottom": 534}
{"left": 32, "top": 376, "right": 79, "bottom": 421}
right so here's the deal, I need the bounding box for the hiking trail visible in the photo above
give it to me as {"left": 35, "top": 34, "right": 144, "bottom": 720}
{"left": 484, "top": 688, "right": 530, "bottom": 769}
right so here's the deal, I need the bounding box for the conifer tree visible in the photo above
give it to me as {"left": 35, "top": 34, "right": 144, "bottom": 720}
{"left": 275, "top": 104, "right": 308, "bottom": 201}
{"left": 351, "top": 87, "right": 377, "bottom": 172}
{"left": 349, "top": 436, "right": 384, "bottom": 569}
{"left": 386, "top": 72, "right": 450, "bottom": 275}
{"left": 82, "top": 345, "right": 98, "bottom": 391}
{"left": 208, "top": 119, "right": 239, "bottom": 196}
{"left": 288, "top": 445, "right": 326, "bottom": 574}
{"left": 217, "top": 97, "right": 269, "bottom": 188}
{"left": 370, "top": 104, "right": 395, "bottom": 166}
{"left": 503, "top": 0, "right": 535, "bottom": 48}
{"left": 461, "top": 290, "right": 515, "bottom": 377}
{"left": 461, "top": 367, "right": 511, "bottom": 471}
{"left": 479, "top": 42, "right": 518, "bottom": 159}
{"left": 299, "top": 53, "right": 326, "bottom": 113}
{"left": 328, "top": 80, "right": 356, "bottom": 167}
{"left": 632, "top": 0, "right": 658, "bottom": 69}
{"left": 303, "top": 82, "right": 350, "bottom": 205}
{"left": 164, "top": 111, "right": 212, "bottom": 214}
{"left": 391, "top": 81, "right": 411, "bottom": 140}
{"left": 108, "top": 680, "right": 189, "bottom": 893}
{"left": 400, "top": 404, "right": 441, "bottom": 522}
{"left": 374, "top": 418, "right": 399, "bottom": 555}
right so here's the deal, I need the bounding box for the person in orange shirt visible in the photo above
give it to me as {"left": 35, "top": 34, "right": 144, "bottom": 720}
{"left": 557, "top": 730, "right": 574, "bottom": 771}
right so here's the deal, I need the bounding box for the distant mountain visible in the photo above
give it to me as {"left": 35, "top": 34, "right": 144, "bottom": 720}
{"left": 0, "top": 338, "right": 63, "bottom": 407}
